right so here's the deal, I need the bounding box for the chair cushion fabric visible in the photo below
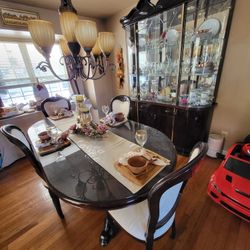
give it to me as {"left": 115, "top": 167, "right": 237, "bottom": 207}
{"left": 112, "top": 99, "right": 130, "bottom": 118}
{"left": 43, "top": 99, "right": 70, "bottom": 116}
{"left": 109, "top": 182, "right": 182, "bottom": 241}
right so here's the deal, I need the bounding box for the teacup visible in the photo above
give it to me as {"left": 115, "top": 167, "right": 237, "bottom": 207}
{"left": 38, "top": 131, "right": 50, "bottom": 142}
{"left": 127, "top": 156, "right": 148, "bottom": 175}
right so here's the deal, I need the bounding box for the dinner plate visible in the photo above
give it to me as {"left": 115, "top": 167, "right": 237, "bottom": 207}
{"left": 166, "top": 29, "right": 179, "bottom": 45}
{"left": 197, "top": 18, "right": 221, "bottom": 36}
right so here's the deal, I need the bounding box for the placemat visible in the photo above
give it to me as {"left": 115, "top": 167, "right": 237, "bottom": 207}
{"left": 114, "top": 161, "right": 163, "bottom": 186}
{"left": 38, "top": 139, "right": 71, "bottom": 156}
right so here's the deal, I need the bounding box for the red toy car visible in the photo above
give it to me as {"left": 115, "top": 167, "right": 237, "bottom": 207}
{"left": 208, "top": 143, "right": 250, "bottom": 222}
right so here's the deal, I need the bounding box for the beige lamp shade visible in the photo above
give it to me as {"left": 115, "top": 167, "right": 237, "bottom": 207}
{"left": 59, "top": 37, "right": 71, "bottom": 56}
{"left": 92, "top": 38, "right": 102, "bottom": 56}
{"left": 98, "top": 32, "right": 115, "bottom": 56}
{"left": 33, "top": 42, "right": 44, "bottom": 55}
{"left": 75, "top": 20, "right": 97, "bottom": 52}
{"left": 59, "top": 11, "right": 78, "bottom": 42}
{"left": 28, "top": 20, "right": 55, "bottom": 54}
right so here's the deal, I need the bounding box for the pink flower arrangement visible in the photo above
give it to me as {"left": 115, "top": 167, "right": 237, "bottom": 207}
{"left": 69, "top": 122, "right": 108, "bottom": 137}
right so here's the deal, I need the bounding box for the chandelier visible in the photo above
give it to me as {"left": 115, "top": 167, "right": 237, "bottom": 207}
{"left": 27, "top": 0, "right": 115, "bottom": 87}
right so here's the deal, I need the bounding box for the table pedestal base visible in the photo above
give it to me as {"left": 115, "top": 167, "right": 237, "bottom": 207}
{"left": 100, "top": 212, "right": 118, "bottom": 246}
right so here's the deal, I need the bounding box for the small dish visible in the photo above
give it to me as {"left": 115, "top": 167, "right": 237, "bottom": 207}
{"left": 108, "top": 117, "right": 128, "bottom": 127}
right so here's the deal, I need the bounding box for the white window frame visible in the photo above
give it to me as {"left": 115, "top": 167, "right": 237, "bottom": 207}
{"left": 0, "top": 40, "right": 72, "bottom": 106}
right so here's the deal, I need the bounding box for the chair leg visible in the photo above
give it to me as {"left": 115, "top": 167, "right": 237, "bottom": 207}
{"left": 48, "top": 189, "right": 64, "bottom": 219}
{"left": 170, "top": 219, "right": 176, "bottom": 239}
{"left": 145, "top": 239, "right": 153, "bottom": 250}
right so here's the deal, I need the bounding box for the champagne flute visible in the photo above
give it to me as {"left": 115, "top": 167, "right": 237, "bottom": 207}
{"left": 102, "top": 105, "right": 109, "bottom": 117}
{"left": 135, "top": 129, "right": 148, "bottom": 150}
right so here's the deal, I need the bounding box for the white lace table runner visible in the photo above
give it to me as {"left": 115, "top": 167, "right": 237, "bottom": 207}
{"left": 48, "top": 117, "right": 169, "bottom": 193}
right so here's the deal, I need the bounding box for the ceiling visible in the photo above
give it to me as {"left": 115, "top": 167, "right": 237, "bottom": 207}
{"left": 10, "top": 0, "right": 139, "bottom": 19}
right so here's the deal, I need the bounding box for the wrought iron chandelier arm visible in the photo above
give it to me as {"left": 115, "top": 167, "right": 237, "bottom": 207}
{"left": 36, "top": 56, "right": 76, "bottom": 82}
{"left": 78, "top": 54, "right": 107, "bottom": 80}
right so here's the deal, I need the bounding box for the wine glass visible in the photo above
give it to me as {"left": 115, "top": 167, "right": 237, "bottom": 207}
{"left": 135, "top": 129, "right": 148, "bottom": 149}
{"left": 102, "top": 105, "right": 109, "bottom": 117}
{"left": 49, "top": 127, "right": 65, "bottom": 162}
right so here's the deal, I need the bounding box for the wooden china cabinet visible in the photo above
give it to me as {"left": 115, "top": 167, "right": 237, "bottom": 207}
{"left": 121, "top": 0, "right": 235, "bottom": 155}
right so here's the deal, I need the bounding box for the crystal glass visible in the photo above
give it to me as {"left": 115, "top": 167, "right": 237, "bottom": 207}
{"left": 48, "top": 127, "right": 65, "bottom": 162}
{"left": 135, "top": 129, "right": 148, "bottom": 148}
{"left": 102, "top": 105, "right": 109, "bottom": 116}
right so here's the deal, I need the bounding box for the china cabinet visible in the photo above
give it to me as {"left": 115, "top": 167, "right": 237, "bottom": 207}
{"left": 121, "top": 0, "right": 235, "bottom": 154}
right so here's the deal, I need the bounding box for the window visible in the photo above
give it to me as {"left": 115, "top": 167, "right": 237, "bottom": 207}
{"left": 0, "top": 41, "right": 72, "bottom": 106}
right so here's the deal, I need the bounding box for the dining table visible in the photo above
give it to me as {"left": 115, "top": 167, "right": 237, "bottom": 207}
{"left": 27, "top": 116, "right": 177, "bottom": 245}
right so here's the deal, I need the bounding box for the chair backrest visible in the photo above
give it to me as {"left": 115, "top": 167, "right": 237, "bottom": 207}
{"left": 0, "top": 124, "right": 45, "bottom": 179}
{"left": 110, "top": 95, "right": 131, "bottom": 118}
{"left": 146, "top": 142, "right": 208, "bottom": 241}
{"left": 41, "top": 96, "right": 71, "bottom": 117}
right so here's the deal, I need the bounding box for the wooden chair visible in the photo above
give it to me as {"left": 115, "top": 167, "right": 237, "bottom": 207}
{"left": 108, "top": 142, "right": 208, "bottom": 250}
{"left": 0, "top": 124, "right": 65, "bottom": 219}
{"left": 41, "top": 96, "right": 71, "bottom": 117}
{"left": 110, "top": 95, "right": 131, "bottom": 118}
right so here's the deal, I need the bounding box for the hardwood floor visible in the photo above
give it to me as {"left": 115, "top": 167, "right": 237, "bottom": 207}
{"left": 0, "top": 156, "right": 249, "bottom": 250}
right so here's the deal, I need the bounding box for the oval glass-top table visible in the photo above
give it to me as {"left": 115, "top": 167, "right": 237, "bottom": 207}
{"left": 28, "top": 118, "right": 176, "bottom": 210}
{"left": 28, "top": 118, "right": 177, "bottom": 210}
{"left": 28, "top": 118, "right": 177, "bottom": 245}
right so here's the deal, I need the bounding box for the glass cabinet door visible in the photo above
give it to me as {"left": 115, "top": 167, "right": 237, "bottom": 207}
{"left": 126, "top": 5, "right": 184, "bottom": 104}
{"left": 126, "top": 0, "right": 234, "bottom": 107}
{"left": 180, "top": 0, "right": 232, "bottom": 106}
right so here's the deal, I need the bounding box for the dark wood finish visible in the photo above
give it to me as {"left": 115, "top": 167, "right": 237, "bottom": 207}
{"left": 173, "top": 106, "right": 214, "bottom": 154}
{"left": 0, "top": 155, "right": 249, "bottom": 249}
{"left": 41, "top": 96, "right": 71, "bottom": 117}
{"left": 129, "top": 100, "right": 214, "bottom": 155}
{"left": 27, "top": 119, "right": 176, "bottom": 210}
{"left": 0, "top": 125, "right": 65, "bottom": 219}
{"left": 108, "top": 142, "right": 208, "bottom": 250}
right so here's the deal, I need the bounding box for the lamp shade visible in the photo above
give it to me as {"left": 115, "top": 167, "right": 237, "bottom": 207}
{"left": 59, "top": 11, "right": 78, "bottom": 42}
{"left": 75, "top": 20, "right": 97, "bottom": 52}
{"left": 33, "top": 42, "right": 44, "bottom": 56}
{"left": 59, "top": 37, "right": 71, "bottom": 56}
{"left": 92, "top": 38, "right": 102, "bottom": 56}
{"left": 28, "top": 20, "right": 55, "bottom": 54}
{"left": 98, "top": 32, "right": 115, "bottom": 56}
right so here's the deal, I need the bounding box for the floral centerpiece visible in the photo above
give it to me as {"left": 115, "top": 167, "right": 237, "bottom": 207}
{"left": 69, "top": 122, "right": 108, "bottom": 137}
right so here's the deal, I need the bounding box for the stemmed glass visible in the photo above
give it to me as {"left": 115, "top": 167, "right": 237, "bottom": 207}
{"left": 102, "top": 105, "right": 109, "bottom": 117}
{"left": 135, "top": 129, "right": 148, "bottom": 151}
{"left": 49, "top": 127, "right": 65, "bottom": 162}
